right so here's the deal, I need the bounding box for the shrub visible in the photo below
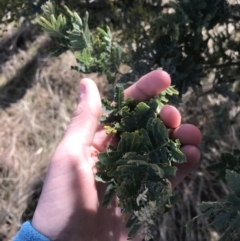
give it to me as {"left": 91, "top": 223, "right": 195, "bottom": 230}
{"left": 2, "top": 0, "right": 240, "bottom": 240}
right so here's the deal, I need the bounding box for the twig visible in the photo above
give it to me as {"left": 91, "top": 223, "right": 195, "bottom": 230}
{"left": 204, "top": 61, "right": 240, "bottom": 69}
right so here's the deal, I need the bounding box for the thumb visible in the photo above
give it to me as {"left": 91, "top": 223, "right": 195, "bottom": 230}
{"left": 63, "top": 78, "right": 102, "bottom": 150}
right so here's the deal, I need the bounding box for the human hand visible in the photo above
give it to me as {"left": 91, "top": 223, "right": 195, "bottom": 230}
{"left": 32, "top": 70, "right": 201, "bottom": 241}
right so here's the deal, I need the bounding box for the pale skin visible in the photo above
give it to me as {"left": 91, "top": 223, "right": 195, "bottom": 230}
{"left": 32, "top": 70, "right": 201, "bottom": 241}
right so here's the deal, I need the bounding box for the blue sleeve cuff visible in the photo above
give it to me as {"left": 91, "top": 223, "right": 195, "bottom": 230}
{"left": 13, "top": 221, "right": 50, "bottom": 241}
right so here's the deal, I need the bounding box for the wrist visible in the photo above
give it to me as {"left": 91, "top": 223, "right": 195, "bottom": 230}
{"left": 32, "top": 215, "right": 73, "bottom": 241}
{"left": 32, "top": 210, "right": 57, "bottom": 241}
{"left": 32, "top": 205, "right": 75, "bottom": 241}
{"left": 13, "top": 221, "right": 50, "bottom": 241}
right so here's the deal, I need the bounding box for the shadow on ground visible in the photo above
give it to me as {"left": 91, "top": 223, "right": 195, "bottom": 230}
{"left": 0, "top": 57, "right": 38, "bottom": 108}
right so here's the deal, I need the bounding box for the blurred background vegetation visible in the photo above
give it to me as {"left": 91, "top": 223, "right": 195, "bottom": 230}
{"left": 0, "top": 0, "right": 239, "bottom": 240}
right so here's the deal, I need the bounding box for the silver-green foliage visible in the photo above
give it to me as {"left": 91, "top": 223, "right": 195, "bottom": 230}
{"left": 38, "top": 2, "right": 186, "bottom": 240}
{"left": 96, "top": 86, "right": 185, "bottom": 239}
{"left": 37, "top": 0, "right": 121, "bottom": 83}
{"left": 198, "top": 150, "right": 240, "bottom": 241}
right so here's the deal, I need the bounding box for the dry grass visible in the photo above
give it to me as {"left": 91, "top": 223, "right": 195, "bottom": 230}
{"left": 0, "top": 25, "right": 108, "bottom": 240}
{"left": 0, "top": 22, "right": 239, "bottom": 241}
{"left": 154, "top": 88, "right": 240, "bottom": 241}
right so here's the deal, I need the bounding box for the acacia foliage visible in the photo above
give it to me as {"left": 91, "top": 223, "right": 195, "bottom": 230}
{"left": 3, "top": 0, "right": 240, "bottom": 240}
{"left": 198, "top": 150, "right": 240, "bottom": 241}
{"left": 37, "top": 1, "right": 122, "bottom": 82}
{"left": 38, "top": 2, "right": 187, "bottom": 239}
{"left": 57, "top": 0, "right": 239, "bottom": 98}
{"left": 96, "top": 85, "right": 185, "bottom": 240}
{"left": 1, "top": 0, "right": 240, "bottom": 98}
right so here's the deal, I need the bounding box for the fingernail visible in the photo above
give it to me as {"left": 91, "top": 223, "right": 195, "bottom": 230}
{"left": 80, "top": 83, "right": 86, "bottom": 98}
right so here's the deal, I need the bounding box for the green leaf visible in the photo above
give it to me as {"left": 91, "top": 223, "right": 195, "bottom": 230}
{"left": 226, "top": 170, "right": 240, "bottom": 197}
{"left": 194, "top": 1, "right": 207, "bottom": 10}
{"left": 116, "top": 159, "right": 128, "bottom": 165}
{"left": 123, "top": 152, "right": 138, "bottom": 159}
{"left": 221, "top": 152, "right": 237, "bottom": 165}
{"left": 95, "top": 161, "right": 107, "bottom": 171}
{"left": 150, "top": 164, "right": 164, "bottom": 178}
{"left": 95, "top": 173, "right": 112, "bottom": 183}
{"left": 199, "top": 201, "right": 224, "bottom": 218}
{"left": 139, "top": 129, "right": 154, "bottom": 150}
{"left": 160, "top": 149, "right": 171, "bottom": 164}
{"left": 97, "top": 27, "right": 108, "bottom": 37}
{"left": 219, "top": 215, "right": 240, "bottom": 241}
{"left": 127, "top": 222, "right": 142, "bottom": 240}
{"left": 121, "top": 103, "right": 156, "bottom": 132}
{"left": 221, "top": 152, "right": 237, "bottom": 166}
{"left": 226, "top": 193, "right": 240, "bottom": 207}
{"left": 101, "top": 98, "right": 113, "bottom": 111}
{"left": 127, "top": 159, "right": 150, "bottom": 166}
{"left": 83, "top": 12, "right": 91, "bottom": 44}
{"left": 212, "top": 211, "right": 236, "bottom": 230}
{"left": 107, "top": 167, "right": 119, "bottom": 176}
{"left": 159, "top": 164, "right": 177, "bottom": 177}
{"left": 146, "top": 118, "right": 169, "bottom": 147}
{"left": 206, "top": 162, "right": 226, "bottom": 172}
{"left": 117, "top": 132, "right": 146, "bottom": 154}
{"left": 114, "top": 85, "right": 125, "bottom": 109}
{"left": 168, "top": 141, "right": 186, "bottom": 163}
{"left": 186, "top": 215, "right": 201, "bottom": 233}
{"left": 116, "top": 164, "right": 145, "bottom": 173}
{"left": 98, "top": 152, "right": 122, "bottom": 166}
{"left": 38, "top": 2, "right": 121, "bottom": 82}
{"left": 135, "top": 102, "right": 155, "bottom": 123}
{"left": 102, "top": 183, "right": 116, "bottom": 207}
{"left": 233, "top": 149, "right": 240, "bottom": 156}
{"left": 126, "top": 215, "right": 138, "bottom": 228}
{"left": 117, "top": 132, "right": 132, "bottom": 153}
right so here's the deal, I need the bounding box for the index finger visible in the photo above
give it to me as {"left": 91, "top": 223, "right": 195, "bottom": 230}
{"left": 124, "top": 70, "right": 171, "bottom": 102}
